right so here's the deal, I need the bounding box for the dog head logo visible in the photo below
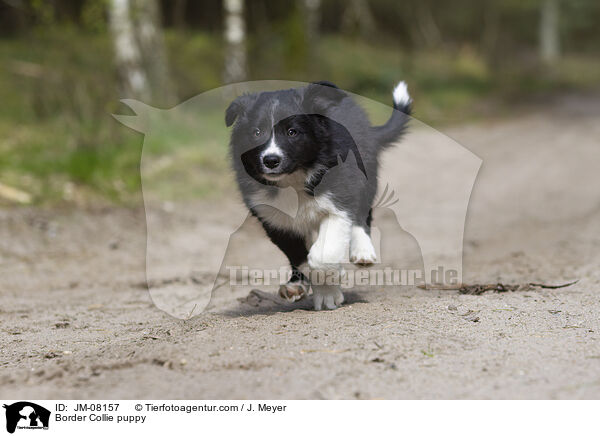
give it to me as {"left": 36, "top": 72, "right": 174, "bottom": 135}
{"left": 3, "top": 402, "right": 50, "bottom": 434}
{"left": 114, "top": 80, "right": 481, "bottom": 317}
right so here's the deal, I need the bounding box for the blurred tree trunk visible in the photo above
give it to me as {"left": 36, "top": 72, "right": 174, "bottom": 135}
{"left": 342, "top": 0, "right": 375, "bottom": 37}
{"left": 108, "top": 0, "right": 150, "bottom": 101}
{"left": 480, "top": 0, "right": 500, "bottom": 64}
{"left": 132, "top": 0, "right": 173, "bottom": 105}
{"left": 415, "top": 0, "right": 441, "bottom": 49}
{"left": 540, "top": 0, "right": 560, "bottom": 63}
{"left": 109, "top": 0, "right": 173, "bottom": 104}
{"left": 301, "top": 0, "right": 320, "bottom": 70}
{"left": 223, "top": 0, "right": 247, "bottom": 83}
{"left": 172, "top": 0, "right": 187, "bottom": 30}
{"left": 302, "top": 0, "right": 321, "bottom": 43}
{"left": 404, "top": 0, "right": 441, "bottom": 49}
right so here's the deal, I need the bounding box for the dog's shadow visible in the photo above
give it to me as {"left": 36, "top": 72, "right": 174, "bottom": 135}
{"left": 221, "top": 289, "right": 367, "bottom": 317}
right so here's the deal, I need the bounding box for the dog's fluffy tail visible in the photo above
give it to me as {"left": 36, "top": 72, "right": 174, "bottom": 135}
{"left": 371, "top": 81, "right": 412, "bottom": 149}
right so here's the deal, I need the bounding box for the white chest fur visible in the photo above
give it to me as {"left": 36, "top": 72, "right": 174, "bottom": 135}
{"left": 250, "top": 188, "right": 330, "bottom": 242}
{"left": 248, "top": 171, "right": 342, "bottom": 241}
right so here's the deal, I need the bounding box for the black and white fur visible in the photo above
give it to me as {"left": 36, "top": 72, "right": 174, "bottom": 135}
{"left": 226, "top": 81, "right": 411, "bottom": 310}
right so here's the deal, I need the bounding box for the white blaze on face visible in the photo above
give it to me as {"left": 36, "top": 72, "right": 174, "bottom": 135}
{"left": 260, "top": 136, "right": 284, "bottom": 161}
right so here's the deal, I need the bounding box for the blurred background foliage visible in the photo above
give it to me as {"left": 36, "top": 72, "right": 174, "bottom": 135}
{"left": 0, "top": 0, "right": 598, "bottom": 205}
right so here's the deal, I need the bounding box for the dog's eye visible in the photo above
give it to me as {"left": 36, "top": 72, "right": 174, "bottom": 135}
{"left": 287, "top": 128, "right": 298, "bottom": 137}
{"left": 253, "top": 128, "right": 261, "bottom": 137}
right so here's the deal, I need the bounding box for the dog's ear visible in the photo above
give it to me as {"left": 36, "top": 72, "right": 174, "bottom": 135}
{"left": 225, "top": 94, "right": 257, "bottom": 127}
{"left": 302, "top": 81, "right": 346, "bottom": 114}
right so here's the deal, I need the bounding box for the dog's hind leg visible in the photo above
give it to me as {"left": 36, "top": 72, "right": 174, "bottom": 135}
{"left": 282, "top": 266, "right": 310, "bottom": 302}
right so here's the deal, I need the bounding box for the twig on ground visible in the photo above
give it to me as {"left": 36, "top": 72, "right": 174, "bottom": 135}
{"left": 419, "top": 280, "right": 579, "bottom": 295}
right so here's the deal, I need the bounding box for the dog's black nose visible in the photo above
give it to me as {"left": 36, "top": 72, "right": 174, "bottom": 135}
{"left": 262, "top": 154, "right": 281, "bottom": 169}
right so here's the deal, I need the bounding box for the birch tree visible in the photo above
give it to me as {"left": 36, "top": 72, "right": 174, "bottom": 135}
{"left": 109, "top": 0, "right": 172, "bottom": 104}
{"left": 132, "top": 0, "right": 173, "bottom": 105}
{"left": 109, "top": 0, "right": 150, "bottom": 100}
{"left": 302, "top": 0, "right": 321, "bottom": 43}
{"left": 540, "top": 0, "right": 560, "bottom": 63}
{"left": 223, "top": 0, "right": 247, "bottom": 83}
{"left": 302, "top": 0, "right": 321, "bottom": 67}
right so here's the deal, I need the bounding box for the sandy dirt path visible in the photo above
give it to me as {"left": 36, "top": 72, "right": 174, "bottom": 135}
{"left": 2, "top": 95, "right": 600, "bottom": 399}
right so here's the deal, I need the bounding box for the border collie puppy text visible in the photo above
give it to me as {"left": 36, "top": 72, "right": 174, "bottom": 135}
{"left": 226, "top": 81, "right": 411, "bottom": 310}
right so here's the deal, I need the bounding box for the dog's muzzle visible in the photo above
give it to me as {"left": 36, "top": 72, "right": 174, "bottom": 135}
{"left": 262, "top": 154, "right": 281, "bottom": 170}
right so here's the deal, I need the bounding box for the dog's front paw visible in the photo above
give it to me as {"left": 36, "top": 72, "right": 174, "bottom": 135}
{"left": 350, "top": 244, "right": 377, "bottom": 266}
{"left": 278, "top": 280, "right": 309, "bottom": 302}
{"left": 350, "top": 226, "right": 377, "bottom": 266}
{"left": 312, "top": 285, "right": 344, "bottom": 310}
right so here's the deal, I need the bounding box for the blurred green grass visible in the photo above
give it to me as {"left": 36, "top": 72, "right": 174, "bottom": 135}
{"left": 0, "top": 30, "right": 598, "bottom": 206}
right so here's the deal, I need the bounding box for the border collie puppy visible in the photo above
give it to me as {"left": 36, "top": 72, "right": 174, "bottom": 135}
{"left": 226, "top": 81, "right": 411, "bottom": 310}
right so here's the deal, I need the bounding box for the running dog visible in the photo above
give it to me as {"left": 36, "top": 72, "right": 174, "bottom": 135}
{"left": 226, "top": 81, "right": 411, "bottom": 309}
